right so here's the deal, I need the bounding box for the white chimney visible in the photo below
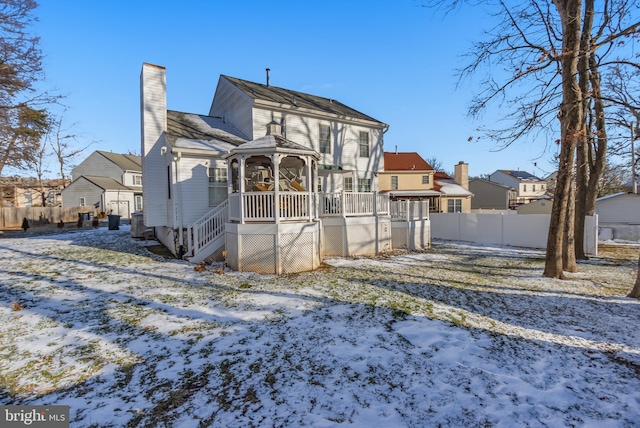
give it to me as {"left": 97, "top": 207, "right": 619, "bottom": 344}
{"left": 140, "top": 63, "right": 168, "bottom": 227}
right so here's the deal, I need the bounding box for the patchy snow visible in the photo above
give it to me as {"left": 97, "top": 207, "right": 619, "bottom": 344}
{"left": 1, "top": 228, "right": 639, "bottom": 427}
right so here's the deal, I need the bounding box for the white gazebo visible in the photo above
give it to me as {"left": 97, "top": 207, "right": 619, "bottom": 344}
{"left": 223, "top": 122, "right": 322, "bottom": 274}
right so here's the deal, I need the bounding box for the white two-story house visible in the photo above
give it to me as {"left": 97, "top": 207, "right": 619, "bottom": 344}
{"left": 488, "top": 170, "right": 547, "bottom": 208}
{"left": 140, "top": 64, "right": 391, "bottom": 262}
{"left": 61, "top": 150, "right": 143, "bottom": 218}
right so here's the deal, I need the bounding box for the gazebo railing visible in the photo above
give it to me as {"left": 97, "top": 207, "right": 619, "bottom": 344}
{"left": 228, "top": 191, "right": 392, "bottom": 222}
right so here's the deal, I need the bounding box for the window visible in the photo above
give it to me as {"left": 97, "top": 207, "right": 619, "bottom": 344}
{"left": 317, "top": 177, "right": 323, "bottom": 192}
{"left": 422, "top": 175, "right": 430, "bottom": 185}
{"left": 391, "top": 175, "right": 398, "bottom": 190}
{"left": 523, "top": 184, "right": 527, "bottom": 192}
{"left": 135, "top": 195, "right": 143, "bottom": 211}
{"left": 358, "top": 178, "right": 371, "bottom": 192}
{"left": 208, "top": 167, "right": 228, "bottom": 207}
{"left": 281, "top": 118, "right": 286, "bottom": 138}
{"left": 25, "top": 193, "right": 32, "bottom": 207}
{"left": 133, "top": 175, "right": 142, "bottom": 186}
{"left": 344, "top": 176, "right": 353, "bottom": 192}
{"left": 167, "top": 165, "right": 172, "bottom": 199}
{"left": 533, "top": 184, "right": 536, "bottom": 191}
{"left": 319, "top": 124, "right": 331, "bottom": 154}
{"left": 80, "top": 197, "right": 86, "bottom": 207}
{"left": 447, "top": 199, "right": 462, "bottom": 213}
{"left": 541, "top": 184, "right": 545, "bottom": 190}
{"left": 208, "top": 167, "right": 227, "bottom": 184}
{"left": 358, "top": 132, "right": 370, "bottom": 157}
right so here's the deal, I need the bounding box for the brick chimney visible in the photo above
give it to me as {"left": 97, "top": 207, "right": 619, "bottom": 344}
{"left": 454, "top": 161, "right": 469, "bottom": 190}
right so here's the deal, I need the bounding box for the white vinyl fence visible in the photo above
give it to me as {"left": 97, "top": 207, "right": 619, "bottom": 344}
{"left": 431, "top": 213, "right": 598, "bottom": 255}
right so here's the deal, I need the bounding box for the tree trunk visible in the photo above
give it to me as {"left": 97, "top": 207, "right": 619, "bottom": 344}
{"left": 546, "top": 0, "right": 583, "bottom": 279}
{"left": 573, "top": 0, "right": 594, "bottom": 261}
{"left": 627, "top": 253, "right": 640, "bottom": 298}
{"left": 564, "top": 174, "right": 578, "bottom": 272}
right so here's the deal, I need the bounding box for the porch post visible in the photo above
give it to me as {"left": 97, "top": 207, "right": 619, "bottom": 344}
{"left": 239, "top": 156, "right": 246, "bottom": 224}
{"left": 306, "top": 156, "right": 313, "bottom": 221}
{"left": 273, "top": 154, "right": 280, "bottom": 224}
{"left": 405, "top": 199, "right": 410, "bottom": 222}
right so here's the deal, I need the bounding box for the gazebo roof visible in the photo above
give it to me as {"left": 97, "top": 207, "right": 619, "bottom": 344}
{"left": 223, "top": 123, "right": 320, "bottom": 160}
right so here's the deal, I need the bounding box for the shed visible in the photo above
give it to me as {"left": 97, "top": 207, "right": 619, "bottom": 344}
{"left": 595, "top": 192, "right": 640, "bottom": 224}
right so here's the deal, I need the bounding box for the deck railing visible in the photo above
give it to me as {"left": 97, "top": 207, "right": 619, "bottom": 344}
{"left": 390, "top": 200, "right": 430, "bottom": 221}
{"left": 188, "top": 199, "right": 229, "bottom": 257}
{"left": 319, "top": 192, "right": 390, "bottom": 217}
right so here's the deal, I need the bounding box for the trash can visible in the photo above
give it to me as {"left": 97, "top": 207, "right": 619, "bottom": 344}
{"left": 108, "top": 214, "right": 121, "bottom": 230}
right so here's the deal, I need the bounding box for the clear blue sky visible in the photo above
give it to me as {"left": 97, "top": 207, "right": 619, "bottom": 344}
{"left": 33, "top": 0, "right": 558, "bottom": 179}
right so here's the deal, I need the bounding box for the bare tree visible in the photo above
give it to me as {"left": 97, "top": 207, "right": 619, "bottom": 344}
{"left": 0, "top": 0, "right": 57, "bottom": 174}
{"left": 48, "top": 109, "right": 94, "bottom": 183}
{"left": 427, "top": 0, "right": 640, "bottom": 278}
{"left": 424, "top": 156, "right": 444, "bottom": 172}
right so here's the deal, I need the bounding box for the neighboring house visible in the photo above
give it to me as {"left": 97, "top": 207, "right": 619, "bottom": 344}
{"left": 488, "top": 170, "right": 547, "bottom": 208}
{"left": 435, "top": 166, "right": 473, "bottom": 213}
{"left": 469, "top": 178, "right": 517, "bottom": 210}
{"left": 0, "top": 177, "right": 68, "bottom": 207}
{"left": 61, "top": 150, "right": 143, "bottom": 218}
{"left": 140, "top": 63, "right": 392, "bottom": 260}
{"left": 379, "top": 152, "right": 472, "bottom": 212}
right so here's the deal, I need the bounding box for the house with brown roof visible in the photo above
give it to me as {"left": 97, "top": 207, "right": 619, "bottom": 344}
{"left": 379, "top": 152, "right": 472, "bottom": 212}
{"left": 61, "top": 150, "right": 143, "bottom": 218}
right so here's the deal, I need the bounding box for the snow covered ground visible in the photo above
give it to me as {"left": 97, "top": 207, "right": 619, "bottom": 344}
{"left": 1, "top": 226, "right": 639, "bottom": 427}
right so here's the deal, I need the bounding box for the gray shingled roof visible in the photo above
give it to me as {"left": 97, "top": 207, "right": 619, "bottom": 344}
{"left": 96, "top": 151, "right": 141, "bottom": 172}
{"left": 500, "top": 170, "right": 543, "bottom": 181}
{"left": 222, "top": 75, "right": 386, "bottom": 125}
{"left": 82, "top": 176, "right": 133, "bottom": 191}
{"left": 166, "top": 110, "right": 248, "bottom": 147}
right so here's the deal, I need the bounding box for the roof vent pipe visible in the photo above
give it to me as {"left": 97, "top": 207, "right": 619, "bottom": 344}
{"left": 266, "top": 68, "right": 270, "bottom": 87}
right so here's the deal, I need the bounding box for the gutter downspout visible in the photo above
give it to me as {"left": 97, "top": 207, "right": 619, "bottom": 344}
{"left": 175, "top": 151, "right": 184, "bottom": 258}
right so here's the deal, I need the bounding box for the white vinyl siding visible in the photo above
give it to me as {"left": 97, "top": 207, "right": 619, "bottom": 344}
{"left": 224, "top": 96, "right": 386, "bottom": 194}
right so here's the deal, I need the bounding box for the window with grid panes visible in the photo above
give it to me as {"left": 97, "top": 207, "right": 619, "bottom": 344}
{"left": 391, "top": 176, "right": 398, "bottom": 190}
{"left": 208, "top": 167, "right": 228, "bottom": 207}
{"left": 358, "top": 132, "right": 369, "bottom": 157}
{"left": 319, "top": 124, "right": 331, "bottom": 154}
{"left": 358, "top": 178, "right": 371, "bottom": 192}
